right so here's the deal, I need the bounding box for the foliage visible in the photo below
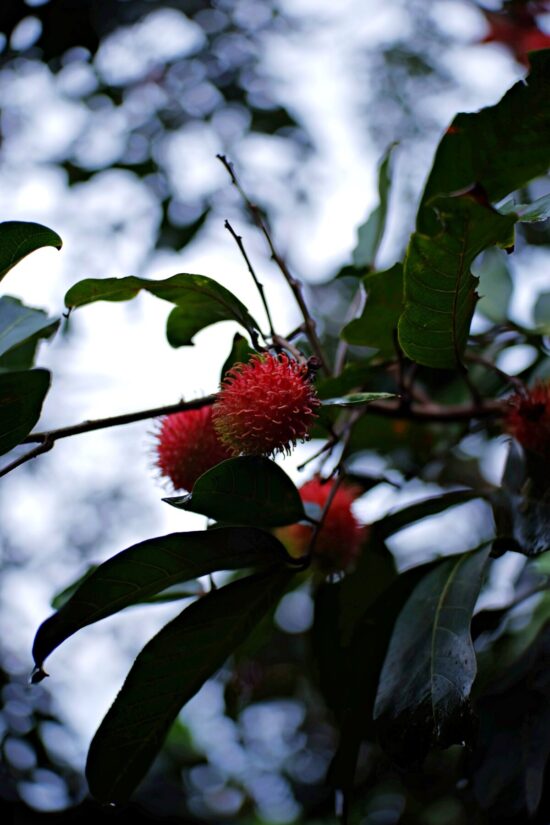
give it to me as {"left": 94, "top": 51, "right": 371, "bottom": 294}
{"left": 0, "top": 32, "right": 549, "bottom": 825}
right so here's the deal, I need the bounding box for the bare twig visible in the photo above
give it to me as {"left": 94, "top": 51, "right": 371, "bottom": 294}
{"left": 224, "top": 219, "right": 275, "bottom": 339}
{"left": 0, "top": 438, "right": 54, "bottom": 480}
{"left": 465, "top": 353, "right": 525, "bottom": 393}
{"left": 217, "top": 154, "right": 331, "bottom": 375}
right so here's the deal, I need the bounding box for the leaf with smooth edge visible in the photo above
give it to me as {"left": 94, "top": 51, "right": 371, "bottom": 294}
{"left": 321, "top": 392, "right": 396, "bottom": 407}
{"left": 534, "top": 292, "right": 550, "bottom": 329}
{"left": 417, "top": 51, "right": 550, "bottom": 233}
{"left": 163, "top": 456, "right": 306, "bottom": 527}
{"left": 0, "top": 368, "right": 50, "bottom": 456}
{"left": 353, "top": 143, "right": 396, "bottom": 269}
{"left": 499, "top": 193, "right": 550, "bottom": 223}
{"left": 476, "top": 248, "right": 513, "bottom": 324}
{"left": 32, "top": 527, "right": 289, "bottom": 669}
{"left": 398, "top": 195, "right": 516, "bottom": 368}
{"left": 373, "top": 544, "right": 491, "bottom": 764}
{"left": 221, "top": 332, "right": 255, "bottom": 380}
{"left": 376, "top": 489, "right": 481, "bottom": 540}
{"left": 342, "top": 263, "right": 403, "bottom": 356}
{"left": 0, "top": 221, "right": 62, "bottom": 282}
{"left": 0, "top": 297, "right": 59, "bottom": 360}
{"left": 86, "top": 566, "right": 293, "bottom": 803}
{"left": 64, "top": 274, "right": 260, "bottom": 346}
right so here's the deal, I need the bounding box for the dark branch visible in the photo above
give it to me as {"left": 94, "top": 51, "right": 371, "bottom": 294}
{"left": 224, "top": 219, "right": 275, "bottom": 339}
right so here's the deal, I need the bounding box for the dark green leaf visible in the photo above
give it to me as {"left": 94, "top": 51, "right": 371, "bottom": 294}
{"left": 164, "top": 456, "right": 306, "bottom": 528}
{"left": 475, "top": 248, "right": 514, "bottom": 324}
{"left": 373, "top": 544, "right": 491, "bottom": 764}
{"left": 0, "top": 221, "right": 62, "bottom": 282}
{"left": 32, "top": 527, "right": 289, "bottom": 669}
{"left": 221, "top": 332, "right": 255, "bottom": 380}
{"left": 86, "top": 566, "right": 293, "bottom": 803}
{"left": 418, "top": 51, "right": 550, "bottom": 233}
{"left": 321, "top": 392, "right": 396, "bottom": 407}
{"left": 499, "top": 193, "right": 550, "bottom": 223}
{"left": 342, "top": 263, "right": 403, "bottom": 356}
{"left": 64, "top": 274, "right": 260, "bottom": 347}
{"left": 352, "top": 144, "right": 397, "bottom": 269}
{"left": 377, "top": 489, "right": 482, "bottom": 540}
{"left": 0, "top": 368, "right": 50, "bottom": 456}
{"left": 0, "top": 297, "right": 59, "bottom": 361}
{"left": 398, "top": 195, "right": 516, "bottom": 368}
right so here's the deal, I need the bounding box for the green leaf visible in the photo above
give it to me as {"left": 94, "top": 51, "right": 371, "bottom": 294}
{"left": 499, "top": 193, "right": 550, "bottom": 223}
{"left": 221, "top": 332, "right": 255, "bottom": 380}
{"left": 534, "top": 292, "right": 550, "bottom": 329}
{"left": 0, "top": 368, "right": 50, "bottom": 456}
{"left": 0, "top": 221, "right": 62, "bottom": 283}
{"left": 163, "top": 456, "right": 306, "bottom": 528}
{"left": 377, "top": 489, "right": 482, "bottom": 540}
{"left": 321, "top": 392, "right": 396, "bottom": 407}
{"left": 342, "top": 263, "right": 403, "bottom": 356}
{"left": 352, "top": 144, "right": 397, "bottom": 269}
{"left": 475, "top": 248, "right": 514, "bottom": 324}
{"left": 32, "top": 527, "right": 289, "bottom": 670}
{"left": 398, "top": 195, "right": 516, "bottom": 368}
{"left": 373, "top": 544, "right": 491, "bottom": 764}
{"left": 86, "top": 566, "right": 293, "bottom": 803}
{"left": 0, "top": 297, "right": 59, "bottom": 361}
{"left": 64, "top": 274, "right": 260, "bottom": 347}
{"left": 418, "top": 51, "right": 550, "bottom": 233}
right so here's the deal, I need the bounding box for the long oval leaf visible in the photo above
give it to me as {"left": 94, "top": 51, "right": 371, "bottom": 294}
{"left": 0, "top": 221, "right": 62, "bottom": 282}
{"left": 64, "top": 273, "right": 259, "bottom": 346}
{"left": 0, "top": 297, "right": 59, "bottom": 360}
{"left": 86, "top": 566, "right": 293, "bottom": 803}
{"left": 0, "top": 368, "right": 50, "bottom": 456}
{"left": 32, "top": 527, "right": 289, "bottom": 670}
{"left": 164, "top": 456, "right": 306, "bottom": 527}
{"left": 373, "top": 544, "right": 491, "bottom": 764}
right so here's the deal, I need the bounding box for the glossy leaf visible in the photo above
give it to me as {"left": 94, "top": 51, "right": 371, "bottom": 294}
{"left": 86, "top": 566, "right": 293, "bottom": 803}
{"left": 0, "top": 368, "right": 50, "bottom": 456}
{"left": 418, "top": 51, "right": 550, "bottom": 233}
{"left": 374, "top": 544, "right": 491, "bottom": 764}
{"left": 352, "top": 144, "right": 396, "bottom": 269}
{"left": 164, "top": 456, "right": 306, "bottom": 527}
{"left": 398, "top": 195, "right": 516, "bottom": 368}
{"left": 342, "top": 263, "right": 403, "bottom": 356}
{"left": 221, "top": 332, "right": 255, "bottom": 380}
{"left": 0, "top": 221, "right": 62, "bottom": 282}
{"left": 321, "top": 392, "right": 396, "bottom": 407}
{"left": 0, "top": 297, "right": 59, "bottom": 360}
{"left": 32, "top": 527, "right": 289, "bottom": 670}
{"left": 64, "top": 274, "right": 260, "bottom": 347}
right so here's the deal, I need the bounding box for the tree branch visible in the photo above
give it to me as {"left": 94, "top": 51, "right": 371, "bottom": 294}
{"left": 224, "top": 219, "right": 275, "bottom": 340}
{"left": 217, "top": 154, "right": 331, "bottom": 376}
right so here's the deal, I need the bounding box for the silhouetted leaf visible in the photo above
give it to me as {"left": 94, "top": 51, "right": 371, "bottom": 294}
{"left": 342, "top": 263, "right": 403, "bottom": 356}
{"left": 0, "top": 368, "right": 50, "bottom": 456}
{"left": 64, "top": 274, "right": 260, "bottom": 346}
{"left": 32, "top": 527, "right": 289, "bottom": 670}
{"left": 164, "top": 456, "right": 306, "bottom": 527}
{"left": 418, "top": 51, "right": 550, "bottom": 233}
{"left": 377, "top": 489, "right": 481, "bottom": 540}
{"left": 86, "top": 566, "right": 293, "bottom": 803}
{"left": 373, "top": 544, "right": 491, "bottom": 764}
{"left": 221, "top": 332, "right": 255, "bottom": 380}
{"left": 352, "top": 144, "right": 397, "bottom": 269}
{"left": 0, "top": 297, "right": 59, "bottom": 361}
{"left": 0, "top": 221, "right": 62, "bottom": 282}
{"left": 321, "top": 392, "right": 396, "bottom": 407}
{"left": 398, "top": 195, "right": 516, "bottom": 368}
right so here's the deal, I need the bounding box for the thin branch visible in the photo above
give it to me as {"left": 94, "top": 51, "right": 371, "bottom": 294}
{"left": 465, "top": 353, "right": 525, "bottom": 392}
{"left": 0, "top": 438, "right": 54, "bottom": 480}
{"left": 217, "top": 154, "right": 331, "bottom": 376}
{"left": 224, "top": 219, "right": 275, "bottom": 339}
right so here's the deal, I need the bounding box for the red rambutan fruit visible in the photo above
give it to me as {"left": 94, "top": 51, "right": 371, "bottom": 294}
{"left": 276, "top": 477, "right": 366, "bottom": 570}
{"left": 212, "top": 353, "right": 321, "bottom": 457}
{"left": 155, "top": 406, "right": 232, "bottom": 492}
{"left": 504, "top": 382, "right": 550, "bottom": 460}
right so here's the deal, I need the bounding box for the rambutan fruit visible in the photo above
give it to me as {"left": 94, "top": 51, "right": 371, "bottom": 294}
{"left": 504, "top": 382, "right": 550, "bottom": 461}
{"left": 155, "top": 406, "right": 232, "bottom": 492}
{"left": 212, "top": 353, "right": 320, "bottom": 457}
{"left": 276, "top": 477, "right": 366, "bottom": 570}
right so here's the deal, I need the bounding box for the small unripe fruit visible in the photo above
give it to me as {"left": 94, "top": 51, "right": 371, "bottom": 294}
{"left": 505, "top": 382, "right": 550, "bottom": 461}
{"left": 155, "top": 406, "right": 232, "bottom": 492}
{"left": 212, "top": 353, "right": 320, "bottom": 457}
{"left": 276, "top": 477, "right": 365, "bottom": 569}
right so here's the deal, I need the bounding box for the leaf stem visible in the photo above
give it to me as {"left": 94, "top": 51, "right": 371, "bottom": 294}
{"left": 216, "top": 154, "right": 331, "bottom": 376}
